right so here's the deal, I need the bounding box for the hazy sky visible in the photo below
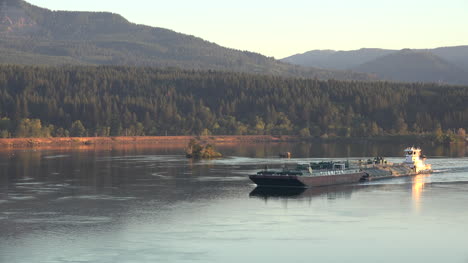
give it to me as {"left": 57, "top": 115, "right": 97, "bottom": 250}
{"left": 27, "top": 0, "right": 468, "bottom": 58}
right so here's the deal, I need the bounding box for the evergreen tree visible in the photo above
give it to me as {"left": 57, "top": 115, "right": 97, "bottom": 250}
{"left": 70, "top": 120, "right": 87, "bottom": 137}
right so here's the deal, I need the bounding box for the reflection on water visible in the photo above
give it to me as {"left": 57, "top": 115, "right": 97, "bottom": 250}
{"left": 250, "top": 187, "right": 307, "bottom": 198}
{"left": 412, "top": 174, "right": 427, "bottom": 213}
{"left": 239, "top": 141, "right": 468, "bottom": 158}
{"left": 249, "top": 185, "right": 358, "bottom": 202}
{"left": 1, "top": 142, "right": 468, "bottom": 263}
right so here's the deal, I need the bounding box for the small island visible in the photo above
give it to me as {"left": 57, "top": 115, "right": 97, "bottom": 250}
{"left": 185, "top": 139, "right": 223, "bottom": 159}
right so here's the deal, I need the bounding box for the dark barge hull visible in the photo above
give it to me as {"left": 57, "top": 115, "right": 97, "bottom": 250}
{"left": 249, "top": 172, "right": 367, "bottom": 188}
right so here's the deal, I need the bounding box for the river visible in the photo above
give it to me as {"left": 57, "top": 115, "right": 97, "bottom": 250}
{"left": 1, "top": 141, "right": 468, "bottom": 263}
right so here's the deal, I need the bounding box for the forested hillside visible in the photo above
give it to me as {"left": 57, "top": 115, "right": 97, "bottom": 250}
{"left": 0, "top": 65, "right": 467, "bottom": 139}
{"left": 0, "top": 0, "right": 370, "bottom": 80}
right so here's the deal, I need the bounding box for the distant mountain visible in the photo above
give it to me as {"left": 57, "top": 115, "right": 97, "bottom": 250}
{"left": 0, "top": 0, "right": 371, "bottom": 81}
{"left": 282, "top": 48, "right": 395, "bottom": 70}
{"left": 430, "top": 46, "right": 468, "bottom": 72}
{"left": 353, "top": 50, "right": 468, "bottom": 85}
{"left": 282, "top": 46, "right": 468, "bottom": 85}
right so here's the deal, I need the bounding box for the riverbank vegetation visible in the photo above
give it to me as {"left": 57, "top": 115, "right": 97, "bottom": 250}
{"left": 185, "top": 139, "right": 222, "bottom": 159}
{"left": 0, "top": 65, "right": 467, "bottom": 143}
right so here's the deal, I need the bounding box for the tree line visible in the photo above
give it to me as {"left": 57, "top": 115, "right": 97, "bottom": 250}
{"left": 0, "top": 65, "right": 467, "bottom": 140}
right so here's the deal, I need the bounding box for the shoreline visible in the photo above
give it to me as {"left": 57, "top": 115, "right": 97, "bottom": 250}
{"left": 0, "top": 135, "right": 299, "bottom": 148}
{"left": 0, "top": 134, "right": 464, "bottom": 149}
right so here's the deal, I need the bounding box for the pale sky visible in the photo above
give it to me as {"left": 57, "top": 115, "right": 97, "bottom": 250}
{"left": 27, "top": 0, "right": 468, "bottom": 58}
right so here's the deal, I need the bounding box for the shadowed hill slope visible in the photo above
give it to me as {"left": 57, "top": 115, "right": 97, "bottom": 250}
{"left": 352, "top": 50, "right": 468, "bottom": 85}
{"left": 282, "top": 46, "right": 468, "bottom": 84}
{"left": 0, "top": 0, "right": 371, "bottom": 80}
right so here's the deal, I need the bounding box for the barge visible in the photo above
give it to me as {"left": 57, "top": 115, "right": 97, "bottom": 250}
{"left": 249, "top": 147, "right": 432, "bottom": 188}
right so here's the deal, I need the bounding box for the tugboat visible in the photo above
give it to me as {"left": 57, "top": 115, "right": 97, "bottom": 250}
{"left": 361, "top": 147, "right": 431, "bottom": 180}
{"left": 249, "top": 147, "right": 432, "bottom": 188}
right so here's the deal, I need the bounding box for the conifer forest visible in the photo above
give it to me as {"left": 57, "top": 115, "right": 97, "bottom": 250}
{"left": 0, "top": 65, "right": 467, "bottom": 140}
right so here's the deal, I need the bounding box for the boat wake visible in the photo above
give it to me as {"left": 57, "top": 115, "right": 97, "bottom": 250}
{"left": 432, "top": 169, "right": 449, "bottom": 173}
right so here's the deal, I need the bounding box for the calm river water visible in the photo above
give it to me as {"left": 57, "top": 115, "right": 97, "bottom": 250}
{"left": 1, "top": 141, "right": 468, "bottom": 263}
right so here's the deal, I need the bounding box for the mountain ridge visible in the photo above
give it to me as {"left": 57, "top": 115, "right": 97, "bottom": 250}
{"left": 0, "top": 0, "right": 372, "bottom": 81}
{"left": 353, "top": 49, "right": 468, "bottom": 84}
{"left": 282, "top": 46, "right": 468, "bottom": 85}
{"left": 282, "top": 48, "right": 396, "bottom": 70}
